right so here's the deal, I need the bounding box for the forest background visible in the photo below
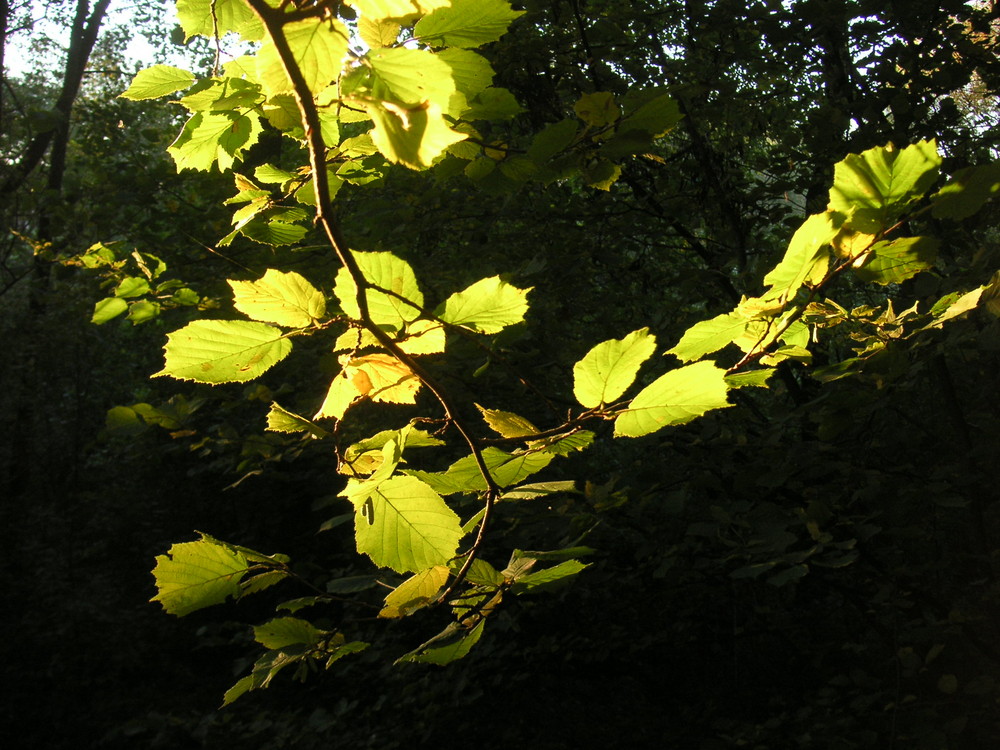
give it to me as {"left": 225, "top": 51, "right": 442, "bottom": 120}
{"left": 2, "top": 1, "right": 1000, "bottom": 748}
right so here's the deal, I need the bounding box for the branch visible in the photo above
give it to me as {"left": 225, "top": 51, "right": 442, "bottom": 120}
{"left": 243, "top": 0, "right": 502, "bottom": 595}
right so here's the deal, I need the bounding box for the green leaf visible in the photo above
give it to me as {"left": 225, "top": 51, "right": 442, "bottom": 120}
{"left": 621, "top": 93, "right": 682, "bottom": 137}
{"left": 154, "top": 320, "right": 292, "bottom": 384}
{"left": 92, "top": 297, "right": 128, "bottom": 325}
{"left": 573, "top": 327, "right": 656, "bottom": 408}
{"left": 120, "top": 65, "right": 196, "bottom": 100}
{"left": 379, "top": 565, "right": 450, "bottom": 618}
{"left": 266, "top": 402, "right": 329, "bottom": 437}
{"left": 229, "top": 269, "right": 326, "bottom": 328}
{"left": 763, "top": 211, "right": 839, "bottom": 300}
{"left": 257, "top": 18, "right": 350, "bottom": 97}
{"left": 168, "top": 111, "right": 263, "bottom": 172}
{"left": 151, "top": 539, "right": 248, "bottom": 616}
{"left": 528, "top": 119, "right": 578, "bottom": 163}
{"left": 854, "top": 236, "right": 939, "bottom": 285}
{"left": 414, "top": 0, "right": 524, "bottom": 48}
{"left": 476, "top": 404, "right": 539, "bottom": 438}
{"left": 367, "top": 47, "right": 456, "bottom": 109}
{"left": 725, "top": 369, "right": 776, "bottom": 389}
{"left": 408, "top": 447, "right": 553, "bottom": 494}
{"left": 359, "top": 15, "right": 401, "bottom": 48}
{"left": 462, "top": 86, "right": 524, "bottom": 120}
{"left": 334, "top": 250, "right": 423, "bottom": 332}
{"left": 177, "top": 77, "right": 261, "bottom": 112}
{"left": 365, "top": 100, "right": 467, "bottom": 170}
{"left": 436, "top": 276, "right": 531, "bottom": 333}
{"left": 614, "top": 361, "right": 731, "bottom": 438}
{"left": 511, "top": 560, "right": 588, "bottom": 593}
{"left": 175, "top": 0, "right": 263, "bottom": 41}
{"left": 253, "top": 617, "right": 322, "bottom": 649}
{"left": 354, "top": 475, "right": 463, "bottom": 573}
{"left": 398, "top": 619, "right": 486, "bottom": 665}
{"left": 115, "top": 276, "right": 150, "bottom": 298}
{"left": 127, "top": 300, "right": 161, "bottom": 325}
{"left": 667, "top": 310, "right": 749, "bottom": 362}
{"left": 931, "top": 164, "right": 1000, "bottom": 220}
{"left": 437, "top": 48, "right": 495, "bottom": 100}
{"left": 828, "top": 140, "right": 941, "bottom": 233}
{"left": 574, "top": 92, "right": 620, "bottom": 127}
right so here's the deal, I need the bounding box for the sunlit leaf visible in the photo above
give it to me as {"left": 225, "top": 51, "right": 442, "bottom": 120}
{"left": 315, "top": 354, "right": 421, "bottom": 420}
{"left": 257, "top": 18, "right": 350, "bottom": 97}
{"left": 828, "top": 140, "right": 941, "bottom": 233}
{"left": 667, "top": 310, "right": 749, "bottom": 362}
{"left": 168, "top": 111, "right": 263, "bottom": 172}
{"left": 413, "top": 0, "right": 524, "bottom": 48}
{"left": 229, "top": 269, "right": 326, "bottom": 328}
{"left": 379, "top": 565, "right": 450, "bottom": 617}
{"left": 92, "top": 297, "right": 128, "bottom": 324}
{"left": 573, "top": 327, "right": 656, "bottom": 408}
{"left": 614, "top": 361, "right": 731, "bottom": 438}
{"left": 266, "top": 402, "right": 329, "bottom": 437}
{"left": 854, "top": 236, "right": 939, "bottom": 285}
{"left": 365, "top": 100, "right": 467, "bottom": 170}
{"left": 175, "top": 0, "right": 263, "bottom": 41}
{"left": 334, "top": 250, "right": 423, "bottom": 332}
{"left": 476, "top": 404, "right": 539, "bottom": 438}
{"left": 354, "top": 475, "right": 463, "bottom": 573}
{"left": 763, "top": 211, "right": 839, "bottom": 300}
{"left": 120, "top": 65, "right": 196, "bottom": 100}
{"left": 436, "top": 276, "right": 531, "bottom": 333}
{"left": 151, "top": 539, "right": 248, "bottom": 616}
{"left": 154, "top": 320, "right": 292, "bottom": 383}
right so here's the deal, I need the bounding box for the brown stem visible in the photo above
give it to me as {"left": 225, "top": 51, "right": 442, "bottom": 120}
{"left": 243, "top": 1, "right": 502, "bottom": 594}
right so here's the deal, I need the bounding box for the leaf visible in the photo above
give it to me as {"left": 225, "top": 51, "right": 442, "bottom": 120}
{"left": 574, "top": 92, "right": 620, "bottom": 127}
{"left": 931, "top": 164, "right": 1000, "bottom": 220}
{"left": 151, "top": 539, "right": 248, "bottom": 616}
{"left": 177, "top": 77, "right": 261, "bottom": 112}
{"left": 437, "top": 48, "right": 495, "bottom": 100}
{"left": 667, "top": 310, "right": 749, "bottom": 362}
{"left": 168, "top": 111, "right": 263, "bottom": 172}
{"left": 354, "top": 475, "right": 463, "bottom": 573}
{"left": 725, "top": 369, "right": 775, "bottom": 389}
{"left": 398, "top": 619, "right": 486, "bottom": 665}
{"left": 365, "top": 100, "right": 467, "bottom": 170}
{"left": 464, "top": 86, "right": 524, "bottom": 120}
{"left": 476, "top": 404, "right": 539, "bottom": 438}
{"left": 923, "top": 286, "right": 985, "bottom": 330}
{"left": 413, "top": 0, "right": 524, "bottom": 48}
{"left": 621, "top": 93, "right": 682, "bottom": 137}
{"left": 436, "top": 276, "right": 531, "bottom": 333}
{"left": 120, "top": 65, "right": 196, "bottom": 100}
{"left": 334, "top": 250, "right": 424, "bottom": 332}
{"left": 229, "top": 269, "right": 326, "bottom": 328}
{"left": 511, "top": 560, "right": 588, "bottom": 593}
{"left": 266, "top": 402, "right": 329, "bottom": 437}
{"left": 854, "top": 236, "right": 940, "bottom": 285}
{"left": 257, "top": 18, "right": 350, "bottom": 97}
{"left": 408, "top": 447, "right": 553, "bottom": 494}
{"left": 175, "top": 0, "right": 263, "bottom": 41}
{"left": 379, "top": 565, "right": 450, "bottom": 617}
{"left": 367, "top": 47, "right": 456, "bottom": 109}
{"left": 398, "top": 319, "right": 446, "bottom": 355}
{"left": 92, "top": 297, "right": 128, "bottom": 324}
{"left": 614, "top": 361, "right": 732, "bottom": 438}
{"left": 828, "top": 140, "right": 941, "bottom": 233}
{"left": 763, "top": 211, "right": 839, "bottom": 300}
{"left": 359, "top": 15, "right": 401, "bottom": 48}
{"left": 573, "top": 327, "right": 657, "bottom": 408}
{"left": 253, "top": 617, "right": 322, "bottom": 649}
{"left": 154, "top": 320, "right": 292, "bottom": 384}
{"left": 315, "top": 353, "right": 421, "bottom": 420}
